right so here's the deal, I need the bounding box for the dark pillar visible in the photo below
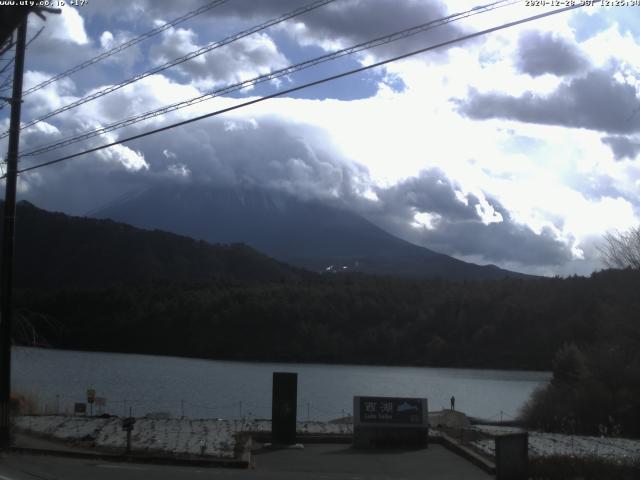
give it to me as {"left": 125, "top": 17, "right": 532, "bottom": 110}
{"left": 272, "top": 372, "right": 297, "bottom": 445}
{"left": 0, "top": 19, "right": 27, "bottom": 449}
{"left": 495, "top": 432, "right": 529, "bottom": 480}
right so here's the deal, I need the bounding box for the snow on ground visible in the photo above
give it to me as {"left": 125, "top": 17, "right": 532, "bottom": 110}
{"left": 15, "top": 416, "right": 246, "bottom": 458}
{"left": 471, "top": 426, "right": 640, "bottom": 464}
{"left": 243, "top": 419, "right": 352, "bottom": 435}
{"left": 14, "top": 416, "right": 353, "bottom": 458}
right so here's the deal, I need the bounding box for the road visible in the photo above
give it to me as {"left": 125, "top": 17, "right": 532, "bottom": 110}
{"left": 0, "top": 444, "right": 492, "bottom": 480}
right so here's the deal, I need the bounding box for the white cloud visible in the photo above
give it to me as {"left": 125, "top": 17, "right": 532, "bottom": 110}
{"left": 162, "top": 149, "right": 177, "bottom": 160}
{"left": 148, "top": 27, "right": 289, "bottom": 90}
{"left": 412, "top": 211, "right": 440, "bottom": 230}
{"left": 100, "top": 31, "right": 114, "bottom": 50}
{"left": 35, "top": 5, "right": 90, "bottom": 45}
{"left": 96, "top": 144, "right": 148, "bottom": 171}
{"left": 168, "top": 163, "right": 190, "bottom": 177}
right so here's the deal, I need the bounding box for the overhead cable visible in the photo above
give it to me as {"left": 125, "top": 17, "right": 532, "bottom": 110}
{"left": 0, "top": 0, "right": 337, "bottom": 140}
{"left": 9, "top": 2, "right": 596, "bottom": 179}
{"left": 21, "top": 0, "right": 517, "bottom": 158}
{"left": 21, "top": 0, "right": 231, "bottom": 97}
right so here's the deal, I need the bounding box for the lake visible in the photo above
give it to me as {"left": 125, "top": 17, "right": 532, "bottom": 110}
{"left": 12, "top": 347, "right": 550, "bottom": 421}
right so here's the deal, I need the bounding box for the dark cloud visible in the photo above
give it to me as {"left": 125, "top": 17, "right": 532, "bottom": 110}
{"left": 17, "top": 112, "right": 369, "bottom": 216}
{"left": 363, "top": 169, "right": 572, "bottom": 267}
{"left": 457, "top": 69, "right": 640, "bottom": 134}
{"left": 371, "top": 170, "right": 477, "bottom": 222}
{"left": 413, "top": 219, "right": 570, "bottom": 267}
{"left": 515, "top": 30, "right": 588, "bottom": 77}
{"left": 601, "top": 135, "right": 640, "bottom": 160}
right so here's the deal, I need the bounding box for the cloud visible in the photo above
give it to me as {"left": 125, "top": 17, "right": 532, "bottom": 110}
{"left": 601, "top": 135, "right": 640, "bottom": 160}
{"left": 41, "top": 5, "right": 89, "bottom": 45}
{"left": 515, "top": 30, "right": 588, "bottom": 77}
{"left": 120, "top": 0, "right": 468, "bottom": 62}
{"left": 95, "top": 30, "right": 145, "bottom": 72}
{"left": 363, "top": 169, "right": 573, "bottom": 267}
{"left": 22, "top": 6, "right": 91, "bottom": 74}
{"left": 276, "top": 0, "right": 467, "bottom": 60}
{"left": 15, "top": 90, "right": 370, "bottom": 217}
{"left": 457, "top": 68, "right": 640, "bottom": 134}
{"left": 371, "top": 170, "right": 477, "bottom": 222}
{"left": 149, "top": 27, "right": 289, "bottom": 88}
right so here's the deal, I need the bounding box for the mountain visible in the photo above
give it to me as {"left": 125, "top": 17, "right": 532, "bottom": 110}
{"left": 3, "top": 200, "right": 304, "bottom": 289}
{"left": 91, "top": 184, "right": 528, "bottom": 280}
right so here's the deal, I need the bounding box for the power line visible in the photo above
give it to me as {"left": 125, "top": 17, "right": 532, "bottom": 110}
{"left": 0, "top": 0, "right": 338, "bottom": 140}
{"left": 9, "top": 2, "right": 595, "bottom": 179}
{"left": 0, "top": 26, "right": 44, "bottom": 88}
{"left": 0, "top": 40, "right": 14, "bottom": 58}
{"left": 0, "top": 57, "right": 15, "bottom": 79}
{"left": 25, "top": 25, "right": 45, "bottom": 48}
{"left": 20, "top": 0, "right": 231, "bottom": 97}
{"left": 0, "top": 27, "right": 46, "bottom": 110}
{"left": 21, "top": 0, "right": 518, "bottom": 158}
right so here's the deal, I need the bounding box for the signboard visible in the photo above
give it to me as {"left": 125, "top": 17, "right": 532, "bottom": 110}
{"left": 353, "top": 396, "right": 428, "bottom": 448}
{"left": 358, "top": 396, "right": 424, "bottom": 425}
{"left": 74, "top": 403, "right": 86, "bottom": 415}
{"left": 86, "top": 389, "right": 96, "bottom": 404}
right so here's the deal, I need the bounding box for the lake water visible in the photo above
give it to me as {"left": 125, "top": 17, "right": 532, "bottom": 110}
{"left": 12, "top": 347, "right": 550, "bottom": 422}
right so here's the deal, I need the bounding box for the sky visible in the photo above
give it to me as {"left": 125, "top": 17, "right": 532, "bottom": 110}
{"left": 2, "top": 0, "right": 640, "bottom": 276}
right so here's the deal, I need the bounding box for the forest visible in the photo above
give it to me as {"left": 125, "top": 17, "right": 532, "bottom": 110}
{"left": 15, "top": 271, "right": 634, "bottom": 369}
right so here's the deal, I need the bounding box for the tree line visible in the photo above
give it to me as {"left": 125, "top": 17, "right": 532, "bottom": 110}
{"left": 14, "top": 268, "right": 639, "bottom": 371}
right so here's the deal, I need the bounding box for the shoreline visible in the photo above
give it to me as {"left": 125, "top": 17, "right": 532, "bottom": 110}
{"left": 13, "top": 345, "right": 553, "bottom": 375}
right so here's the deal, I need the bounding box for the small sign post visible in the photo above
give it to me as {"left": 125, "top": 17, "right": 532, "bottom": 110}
{"left": 121, "top": 416, "right": 136, "bottom": 454}
{"left": 73, "top": 403, "right": 87, "bottom": 416}
{"left": 95, "top": 397, "right": 106, "bottom": 415}
{"left": 86, "top": 389, "right": 95, "bottom": 416}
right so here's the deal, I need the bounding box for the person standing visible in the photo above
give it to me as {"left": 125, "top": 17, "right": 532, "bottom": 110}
{"left": 450, "top": 396, "right": 455, "bottom": 411}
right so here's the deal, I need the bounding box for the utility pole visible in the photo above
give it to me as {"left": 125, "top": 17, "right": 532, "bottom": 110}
{"left": 0, "top": 19, "right": 27, "bottom": 449}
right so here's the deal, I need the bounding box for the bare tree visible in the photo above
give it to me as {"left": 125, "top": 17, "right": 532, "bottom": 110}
{"left": 598, "top": 226, "right": 640, "bottom": 269}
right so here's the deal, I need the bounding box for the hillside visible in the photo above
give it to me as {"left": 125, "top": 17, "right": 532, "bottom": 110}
{"left": 92, "top": 184, "right": 529, "bottom": 280}
{"left": 2, "top": 201, "right": 304, "bottom": 289}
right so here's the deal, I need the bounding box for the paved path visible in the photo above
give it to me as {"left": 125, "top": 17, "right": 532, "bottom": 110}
{"left": 0, "top": 444, "right": 491, "bottom": 479}
{"left": 253, "top": 444, "right": 491, "bottom": 479}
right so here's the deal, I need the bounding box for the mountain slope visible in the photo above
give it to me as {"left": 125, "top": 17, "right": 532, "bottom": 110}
{"left": 92, "top": 184, "right": 528, "bottom": 280}
{"left": 3, "top": 201, "right": 304, "bottom": 289}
